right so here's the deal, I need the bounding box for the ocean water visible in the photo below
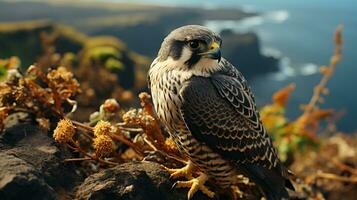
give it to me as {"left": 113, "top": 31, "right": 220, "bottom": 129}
{"left": 114, "top": 0, "right": 357, "bottom": 132}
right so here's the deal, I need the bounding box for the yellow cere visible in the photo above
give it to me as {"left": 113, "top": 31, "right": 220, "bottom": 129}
{"left": 209, "top": 42, "right": 220, "bottom": 51}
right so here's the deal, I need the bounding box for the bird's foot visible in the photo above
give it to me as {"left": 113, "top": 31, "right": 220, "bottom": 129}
{"left": 173, "top": 173, "right": 215, "bottom": 199}
{"left": 163, "top": 160, "right": 194, "bottom": 179}
{"left": 231, "top": 175, "right": 251, "bottom": 199}
{"left": 236, "top": 174, "right": 250, "bottom": 185}
{"left": 231, "top": 185, "right": 244, "bottom": 200}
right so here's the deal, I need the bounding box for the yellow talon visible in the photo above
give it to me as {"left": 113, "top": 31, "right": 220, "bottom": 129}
{"left": 231, "top": 175, "right": 251, "bottom": 199}
{"left": 236, "top": 174, "right": 250, "bottom": 185}
{"left": 174, "top": 173, "right": 215, "bottom": 199}
{"left": 163, "top": 160, "right": 194, "bottom": 179}
{"left": 231, "top": 185, "right": 244, "bottom": 199}
{"left": 163, "top": 161, "right": 215, "bottom": 199}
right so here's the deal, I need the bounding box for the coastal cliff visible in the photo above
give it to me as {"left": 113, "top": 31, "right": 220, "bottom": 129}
{"left": 0, "top": 1, "right": 279, "bottom": 80}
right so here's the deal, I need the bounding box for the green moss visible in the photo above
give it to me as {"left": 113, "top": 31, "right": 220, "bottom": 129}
{"left": 0, "top": 66, "right": 7, "bottom": 81}
{"left": 86, "top": 46, "right": 121, "bottom": 63}
{"left": 63, "top": 52, "right": 77, "bottom": 62}
{"left": 84, "top": 36, "right": 126, "bottom": 51}
{"left": 105, "top": 58, "right": 124, "bottom": 71}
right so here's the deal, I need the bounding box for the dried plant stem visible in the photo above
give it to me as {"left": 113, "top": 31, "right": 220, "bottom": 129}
{"left": 72, "top": 120, "right": 93, "bottom": 132}
{"left": 143, "top": 136, "right": 158, "bottom": 151}
{"left": 138, "top": 92, "right": 173, "bottom": 154}
{"left": 159, "top": 150, "right": 188, "bottom": 164}
{"left": 64, "top": 157, "right": 92, "bottom": 162}
{"left": 293, "top": 25, "right": 343, "bottom": 141}
{"left": 332, "top": 159, "right": 357, "bottom": 176}
{"left": 71, "top": 120, "right": 144, "bottom": 159}
{"left": 11, "top": 107, "right": 33, "bottom": 114}
{"left": 302, "top": 25, "right": 343, "bottom": 119}
{"left": 65, "top": 98, "right": 78, "bottom": 115}
{"left": 316, "top": 171, "right": 357, "bottom": 183}
{"left": 143, "top": 136, "right": 186, "bottom": 164}
{"left": 70, "top": 120, "right": 93, "bottom": 140}
{"left": 110, "top": 132, "right": 144, "bottom": 158}
{"left": 120, "top": 127, "right": 143, "bottom": 132}
{"left": 139, "top": 92, "right": 158, "bottom": 120}
{"left": 66, "top": 141, "right": 117, "bottom": 166}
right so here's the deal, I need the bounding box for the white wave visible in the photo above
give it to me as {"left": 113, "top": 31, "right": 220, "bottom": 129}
{"left": 204, "top": 9, "right": 311, "bottom": 82}
{"left": 299, "top": 63, "right": 319, "bottom": 75}
{"left": 266, "top": 57, "right": 292, "bottom": 81}
{"left": 269, "top": 57, "right": 319, "bottom": 81}
{"left": 204, "top": 9, "right": 289, "bottom": 34}
{"left": 262, "top": 47, "right": 282, "bottom": 57}
{"left": 279, "top": 57, "right": 296, "bottom": 76}
{"left": 240, "top": 16, "right": 265, "bottom": 27}
{"left": 264, "top": 10, "right": 289, "bottom": 23}
{"left": 204, "top": 16, "right": 264, "bottom": 33}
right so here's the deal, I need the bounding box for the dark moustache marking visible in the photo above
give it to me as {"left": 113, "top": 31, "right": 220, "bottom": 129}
{"left": 185, "top": 54, "right": 201, "bottom": 68}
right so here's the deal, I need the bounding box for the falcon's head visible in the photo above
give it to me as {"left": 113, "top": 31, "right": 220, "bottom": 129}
{"left": 155, "top": 25, "right": 222, "bottom": 74}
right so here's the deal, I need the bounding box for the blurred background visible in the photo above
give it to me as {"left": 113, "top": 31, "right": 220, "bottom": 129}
{"left": 0, "top": 0, "right": 356, "bottom": 132}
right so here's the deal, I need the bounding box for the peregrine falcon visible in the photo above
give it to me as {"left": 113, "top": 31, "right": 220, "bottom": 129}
{"left": 148, "top": 25, "right": 294, "bottom": 200}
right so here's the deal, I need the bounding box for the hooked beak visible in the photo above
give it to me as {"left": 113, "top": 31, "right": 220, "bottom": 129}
{"left": 199, "top": 42, "right": 221, "bottom": 62}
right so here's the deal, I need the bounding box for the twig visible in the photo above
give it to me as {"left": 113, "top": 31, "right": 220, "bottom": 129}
{"left": 143, "top": 136, "right": 158, "bottom": 151}
{"left": 143, "top": 135, "right": 187, "bottom": 164}
{"left": 116, "top": 122, "right": 126, "bottom": 126}
{"left": 138, "top": 92, "right": 170, "bottom": 154}
{"left": 158, "top": 150, "right": 188, "bottom": 164}
{"left": 332, "top": 159, "right": 357, "bottom": 176}
{"left": 72, "top": 120, "right": 93, "bottom": 132}
{"left": 294, "top": 25, "right": 343, "bottom": 141}
{"left": 120, "top": 127, "right": 143, "bottom": 132}
{"left": 70, "top": 120, "right": 95, "bottom": 140}
{"left": 316, "top": 171, "right": 357, "bottom": 183}
{"left": 69, "top": 120, "right": 93, "bottom": 140}
{"left": 65, "top": 98, "right": 78, "bottom": 116}
{"left": 72, "top": 120, "right": 145, "bottom": 159}
{"left": 110, "top": 131, "right": 144, "bottom": 158}
{"left": 66, "top": 141, "right": 117, "bottom": 166}
{"left": 64, "top": 157, "right": 92, "bottom": 162}
{"left": 301, "top": 25, "right": 343, "bottom": 120}
{"left": 11, "top": 107, "right": 33, "bottom": 114}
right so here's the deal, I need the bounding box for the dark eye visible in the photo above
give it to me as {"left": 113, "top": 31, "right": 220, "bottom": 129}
{"left": 188, "top": 40, "right": 200, "bottom": 49}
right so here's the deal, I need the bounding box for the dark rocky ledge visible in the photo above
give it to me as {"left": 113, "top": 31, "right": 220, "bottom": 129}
{"left": 0, "top": 114, "right": 211, "bottom": 200}
{"left": 75, "top": 161, "right": 211, "bottom": 200}
{"left": 220, "top": 29, "right": 279, "bottom": 79}
{"left": 0, "top": 115, "right": 85, "bottom": 200}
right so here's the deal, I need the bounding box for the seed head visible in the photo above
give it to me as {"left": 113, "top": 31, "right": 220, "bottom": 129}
{"left": 93, "top": 135, "right": 114, "bottom": 158}
{"left": 53, "top": 119, "right": 75, "bottom": 143}
{"left": 140, "top": 114, "right": 155, "bottom": 126}
{"left": 103, "top": 98, "right": 120, "bottom": 113}
{"left": 93, "top": 120, "right": 112, "bottom": 137}
{"left": 122, "top": 109, "right": 138, "bottom": 124}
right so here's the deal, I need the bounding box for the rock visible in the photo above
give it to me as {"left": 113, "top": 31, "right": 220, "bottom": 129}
{"left": 75, "top": 161, "right": 211, "bottom": 200}
{"left": 0, "top": 152, "right": 56, "bottom": 200}
{"left": 0, "top": 114, "right": 86, "bottom": 200}
{"left": 0, "top": 116, "right": 217, "bottom": 200}
{"left": 220, "top": 30, "right": 279, "bottom": 80}
{"left": 0, "top": 113, "right": 32, "bottom": 149}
